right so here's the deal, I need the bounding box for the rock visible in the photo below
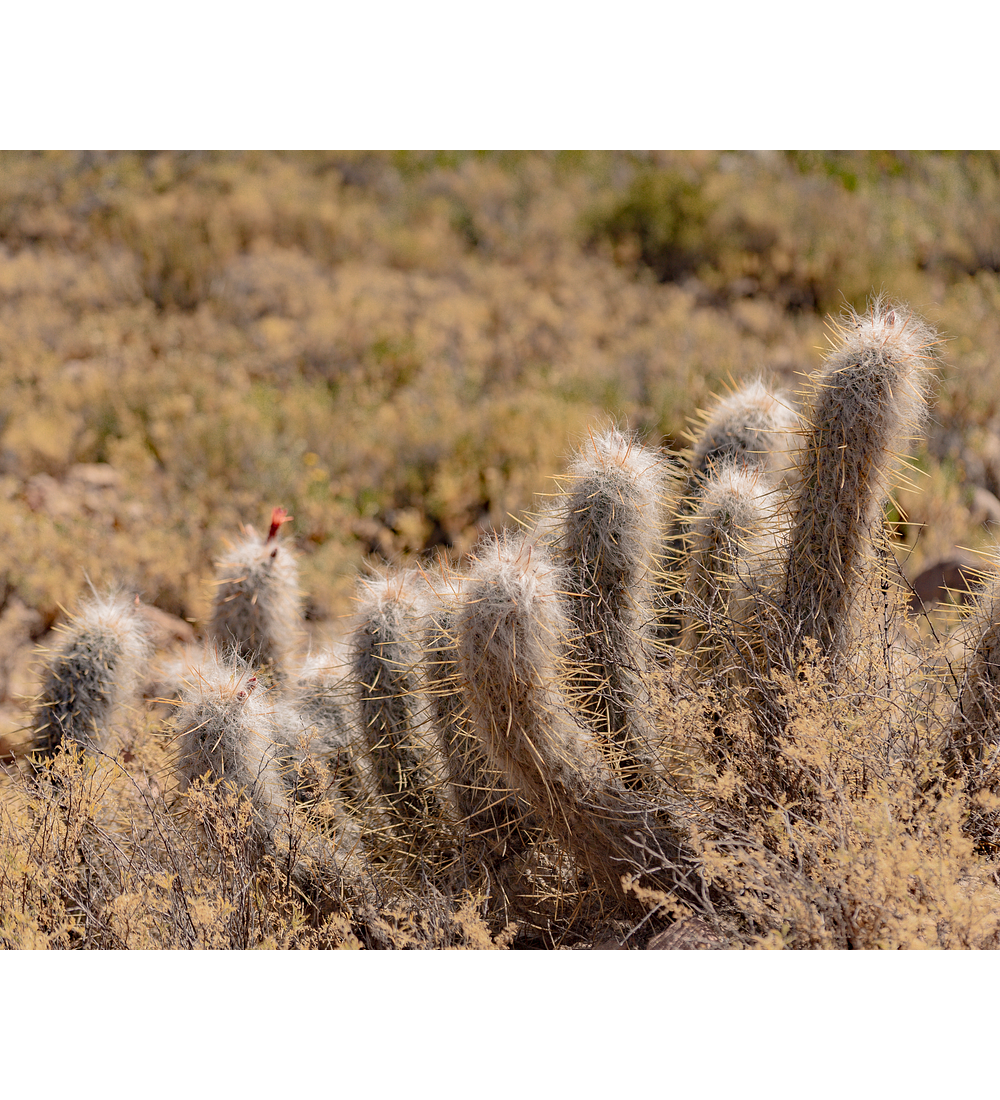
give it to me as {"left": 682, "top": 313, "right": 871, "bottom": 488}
{"left": 907, "top": 557, "right": 988, "bottom": 614}
{"left": 23, "top": 464, "right": 124, "bottom": 525}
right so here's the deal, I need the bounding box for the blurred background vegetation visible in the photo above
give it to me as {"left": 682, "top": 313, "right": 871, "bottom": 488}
{"left": 2, "top": 150, "right": 1000, "bottom": 705}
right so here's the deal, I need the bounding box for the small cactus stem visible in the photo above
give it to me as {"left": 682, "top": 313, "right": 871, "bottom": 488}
{"left": 349, "top": 570, "right": 450, "bottom": 847}
{"left": 457, "top": 531, "right": 713, "bottom": 912}
{"left": 32, "top": 592, "right": 151, "bottom": 758}
{"left": 457, "top": 533, "right": 613, "bottom": 889}
{"left": 682, "top": 461, "right": 778, "bottom": 671}
{"left": 424, "top": 585, "right": 552, "bottom": 926}
{"left": 285, "top": 645, "right": 366, "bottom": 817}
{"left": 421, "top": 581, "right": 534, "bottom": 872}
{"left": 174, "top": 649, "right": 288, "bottom": 852}
{"left": 208, "top": 507, "right": 302, "bottom": 679}
{"left": 544, "top": 425, "right": 666, "bottom": 783}
{"left": 779, "top": 299, "right": 938, "bottom": 674}
{"left": 652, "top": 378, "right": 798, "bottom": 653}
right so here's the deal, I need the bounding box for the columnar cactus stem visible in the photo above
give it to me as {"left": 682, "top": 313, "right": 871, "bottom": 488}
{"left": 546, "top": 426, "right": 667, "bottom": 781}
{"left": 349, "top": 572, "right": 450, "bottom": 856}
{"left": 175, "top": 649, "right": 366, "bottom": 904}
{"left": 174, "top": 650, "right": 288, "bottom": 854}
{"left": 282, "top": 647, "right": 365, "bottom": 817}
{"left": 683, "top": 462, "right": 778, "bottom": 671}
{"left": 653, "top": 379, "right": 798, "bottom": 652}
{"left": 779, "top": 300, "right": 937, "bottom": 673}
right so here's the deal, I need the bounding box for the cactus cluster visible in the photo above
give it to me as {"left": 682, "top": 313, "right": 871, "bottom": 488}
{"left": 23, "top": 295, "right": 1000, "bottom": 948}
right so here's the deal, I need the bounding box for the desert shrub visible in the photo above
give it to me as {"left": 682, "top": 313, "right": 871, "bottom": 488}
{"left": 586, "top": 151, "right": 1000, "bottom": 317}
{"left": 583, "top": 163, "right": 712, "bottom": 283}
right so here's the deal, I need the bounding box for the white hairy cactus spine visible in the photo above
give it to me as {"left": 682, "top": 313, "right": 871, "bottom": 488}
{"left": 683, "top": 462, "right": 779, "bottom": 669}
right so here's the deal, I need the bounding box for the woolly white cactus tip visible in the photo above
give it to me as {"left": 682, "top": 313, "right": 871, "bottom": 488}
{"left": 829, "top": 296, "right": 941, "bottom": 369}
{"left": 211, "top": 509, "right": 299, "bottom": 608}
{"left": 701, "top": 378, "right": 789, "bottom": 427}
{"left": 811, "top": 297, "right": 939, "bottom": 457}
{"left": 569, "top": 423, "right": 665, "bottom": 487}
{"left": 468, "top": 531, "right": 557, "bottom": 602}
{"left": 63, "top": 589, "right": 151, "bottom": 647}
{"left": 353, "top": 566, "right": 435, "bottom": 625}
{"left": 296, "top": 642, "right": 351, "bottom": 685}
{"left": 216, "top": 530, "right": 297, "bottom": 574}
{"left": 176, "top": 647, "right": 262, "bottom": 704}
{"left": 692, "top": 377, "right": 800, "bottom": 477}
{"left": 696, "top": 462, "right": 773, "bottom": 525}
